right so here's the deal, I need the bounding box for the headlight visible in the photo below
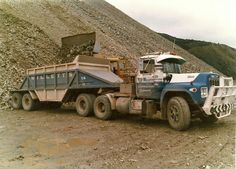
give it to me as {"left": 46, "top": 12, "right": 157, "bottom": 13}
{"left": 201, "top": 87, "right": 208, "bottom": 98}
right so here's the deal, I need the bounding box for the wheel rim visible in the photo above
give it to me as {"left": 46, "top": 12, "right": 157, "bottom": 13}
{"left": 97, "top": 102, "right": 105, "bottom": 114}
{"left": 170, "top": 105, "right": 179, "bottom": 122}
{"left": 25, "top": 97, "right": 30, "bottom": 106}
{"left": 79, "top": 100, "right": 86, "bottom": 111}
{"left": 13, "top": 97, "right": 18, "bottom": 104}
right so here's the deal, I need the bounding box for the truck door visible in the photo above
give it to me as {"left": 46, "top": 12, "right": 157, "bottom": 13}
{"left": 136, "top": 59, "right": 164, "bottom": 100}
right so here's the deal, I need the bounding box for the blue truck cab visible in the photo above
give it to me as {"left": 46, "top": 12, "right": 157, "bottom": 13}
{"left": 134, "top": 52, "right": 236, "bottom": 130}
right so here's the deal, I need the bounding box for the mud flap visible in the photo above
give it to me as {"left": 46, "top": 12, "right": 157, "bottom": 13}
{"left": 142, "top": 100, "right": 157, "bottom": 118}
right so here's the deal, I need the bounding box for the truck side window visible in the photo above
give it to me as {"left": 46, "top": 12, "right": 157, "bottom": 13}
{"left": 142, "top": 59, "right": 155, "bottom": 73}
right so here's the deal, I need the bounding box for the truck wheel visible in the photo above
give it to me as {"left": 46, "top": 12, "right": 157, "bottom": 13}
{"left": 22, "top": 93, "right": 36, "bottom": 111}
{"left": 94, "top": 95, "right": 112, "bottom": 120}
{"left": 167, "top": 97, "right": 191, "bottom": 131}
{"left": 199, "top": 114, "right": 218, "bottom": 123}
{"left": 11, "top": 92, "right": 23, "bottom": 109}
{"left": 76, "top": 94, "right": 95, "bottom": 117}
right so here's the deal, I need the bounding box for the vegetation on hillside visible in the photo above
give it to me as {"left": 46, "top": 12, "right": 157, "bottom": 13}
{"left": 160, "top": 33, "right": 236, "bottom": 78}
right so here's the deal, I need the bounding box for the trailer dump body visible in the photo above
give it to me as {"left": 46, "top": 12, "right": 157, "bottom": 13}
{"left": 81, "top": 69, "right": 123, "bottom": 84}
{"left": 16, "top": 55, "right": 123, "bottom": 102}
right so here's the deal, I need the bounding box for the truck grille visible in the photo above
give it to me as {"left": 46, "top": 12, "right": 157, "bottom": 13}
{"left": 209, "top": 77, "right": 219, "bottom": 86}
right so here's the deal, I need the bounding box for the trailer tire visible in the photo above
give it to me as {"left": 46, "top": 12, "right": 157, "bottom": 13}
{"left": 76, "top": 94, "right": 95, "bottom": 117}
{"left": 94, "top": 95, "right": 112, "bottom": 120}
{"left": 199, "top": 114, "right": 218, "bottom": 123}
{"left": 167, "top": 97, "right": 191, "bottom": 131}
{"left": 11, "top": 92, "right": 23, "bottom": 109}
{"left": 22, "top": 93, "right": 36, "bottom": 111}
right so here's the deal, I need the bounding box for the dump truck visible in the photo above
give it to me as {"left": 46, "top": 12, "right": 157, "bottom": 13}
{"left": 10, "top": 33, "right": 236, "bottom": 130}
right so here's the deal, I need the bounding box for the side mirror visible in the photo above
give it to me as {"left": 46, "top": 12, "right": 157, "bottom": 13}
{"left": 164, "top": 74, "right": 172, "bottom": 83}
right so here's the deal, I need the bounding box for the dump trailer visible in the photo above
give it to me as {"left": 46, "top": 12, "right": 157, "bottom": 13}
{"left": 10, "top": 33, "right": 236, "bottom": 131}
{"left": 10, "top": 55, "right": 123, "bottom": 111}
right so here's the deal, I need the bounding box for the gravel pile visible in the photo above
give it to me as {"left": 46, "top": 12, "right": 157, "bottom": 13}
{"left": 0, "top": 10, "right": 59, "bottom": 109}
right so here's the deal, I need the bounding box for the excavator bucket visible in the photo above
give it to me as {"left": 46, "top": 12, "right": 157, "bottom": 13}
{"left": 60, "top": 32, "right": 100, "bottom": 57}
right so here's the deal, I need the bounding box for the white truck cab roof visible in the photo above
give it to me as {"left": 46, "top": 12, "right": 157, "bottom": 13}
{"left": 140, "top": 52, "right": 186, "bottom": 65}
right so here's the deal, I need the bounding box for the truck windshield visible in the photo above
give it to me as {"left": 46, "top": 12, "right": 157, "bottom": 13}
{"left": 163, "top": 62, "right": 181, "bottom": 73}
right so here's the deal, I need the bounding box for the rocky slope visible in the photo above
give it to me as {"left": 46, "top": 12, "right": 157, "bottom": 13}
{"left": 0, "top": 0, "right": 221, "bottom": 109}
{"left": 0, "top": 9, "right": 59, "bottom": 109}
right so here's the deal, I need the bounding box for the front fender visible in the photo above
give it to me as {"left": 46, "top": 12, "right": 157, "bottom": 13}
{"left": 160, "top": 88, "right": 196, "bottom": 106}
{"left": 161, "top": 82, "right": 203, "bottom": 106}
{"left": 159, "top": 88, "right": 196, "bottom": 120}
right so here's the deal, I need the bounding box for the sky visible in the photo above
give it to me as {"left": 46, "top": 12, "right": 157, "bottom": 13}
{"left": 106, "top": 0, "right": 236, "bottom": 48}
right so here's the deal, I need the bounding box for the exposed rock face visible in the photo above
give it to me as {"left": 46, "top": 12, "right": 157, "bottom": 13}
{"left": 0, "top": 0, "right": 220, "bottom": 109}
{"left": 0, "top": 10, "right": 59, "bottom": 109}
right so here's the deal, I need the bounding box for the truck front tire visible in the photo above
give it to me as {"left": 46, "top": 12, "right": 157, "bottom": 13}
{"left": 11, "top": 92, "right": 23, "bottom": 109}
{"left": 94, "top": 95, "right": 112, "bottom": 120}
{"left": 167, "top": 97, "right": 191, "bottom": 131}
{"left": 22, "top": 93, "right": 36, "bottom": 111}
{"left": 76, "top": 94, "right": 95, "bottom": 117}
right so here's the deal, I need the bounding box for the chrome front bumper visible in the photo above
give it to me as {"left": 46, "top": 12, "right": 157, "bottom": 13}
{"left": 202, "top": 85, "right": 236, "bottom": 118}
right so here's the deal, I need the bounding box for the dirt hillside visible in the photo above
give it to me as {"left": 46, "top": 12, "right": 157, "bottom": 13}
{"left": 160, "top": 33, "right": 236, "bottom": 78}
{"left": 0, "top": 0, "right": 220, "bottom": 109}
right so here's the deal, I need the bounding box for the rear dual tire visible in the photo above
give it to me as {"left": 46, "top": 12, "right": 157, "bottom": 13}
{"left": 22, "top": 93, "right": 37, "bottom": 111}
{"left": 76, "top": 94, "right": 113, "bottom": 120}
{"left": 11, "top": 92, "right": 23, "bottom": 109}
{"left": 76, "top": 94, "right": 96, "bottom": 117}
{"left": 11, "top": 92, "right": 37, "bottom": 111}
{"left": 94, "top": 95, "right": 112, "bottom": 120}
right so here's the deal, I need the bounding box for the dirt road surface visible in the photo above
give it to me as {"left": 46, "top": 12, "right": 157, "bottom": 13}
{"left": 0, "top": 108, "right": 235, "bottom": 169}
